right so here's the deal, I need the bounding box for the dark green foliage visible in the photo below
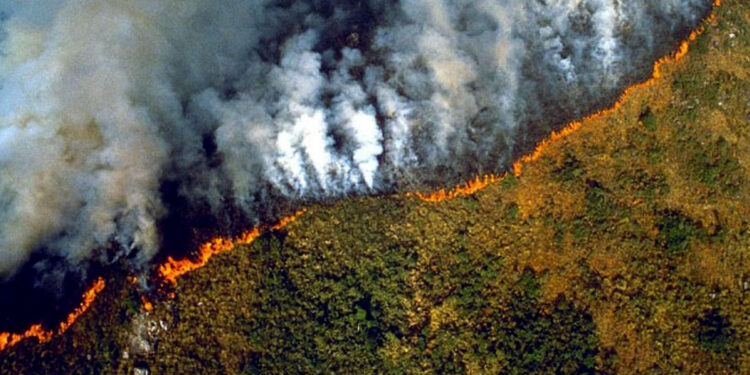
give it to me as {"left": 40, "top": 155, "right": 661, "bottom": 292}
{"left": 694, "top": 30, "right": 710, "bottom": 54}
{"left": 697, "top": 309, "right": 736, "bottom": 353}
{"left": 647, "top": 148, "right": 665, "bottom": 165}
{"left": 509, "top": 204, "right": 522, "bottom": 221}
{"left": 571, "top": 219, "right": 592, "bottom": 241}
{"left": 674, "top": 74, "right": 719, "bottom": 105}
{"left": 585, "top": 180, "right": 625, "bottom": 223}
{"left": 473, "top": 272, "right": 599, "bottom": 375}
{"left": 239, "top": 233, "right": 407, "bottom": 374}
{"left": 411, "top": 269, "right": 601, "bottom": 374}
{"left": 501, "top": 173, "right": 519, "bottom": 190}
{"left": 639, "top": 108, "right": 658, "bottom": 131}
{"left": 5, "top": 4, "right": 750, "bottom": 374}
{"left": 232, "top": 229, "right": 602, "bottom": 375}
{"left": 618, "top": 169, "right": 670, "bottom": 201}
{"left": 639, "top": 172, "right": 669, "bottom": 199}
{"left": 462, "top": 196, "right": 480, "bottom": 212}
{"left": 691, "top": 137, "right": 743, "bottom": 193}
{"left": 656, "top": 210, "right": 705, "bottom": 255}
{"left": 554, "top": 153, "right": 585, "bottom": 183}
{"left": 121, "top": 290, "right": 142, "bottom": 322}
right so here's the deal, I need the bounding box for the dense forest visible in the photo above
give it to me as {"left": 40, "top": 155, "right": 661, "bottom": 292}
{"left": 1, "top": 0, "right": 749, "bottom": 374}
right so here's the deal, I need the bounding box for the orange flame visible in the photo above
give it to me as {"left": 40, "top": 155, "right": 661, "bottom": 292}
{"left": 158, "top": 209, "right": 306, "bottom": 286}
{"left": 409, "top": 174, "right": 503, "bottom": 202}
{"left": 0, "top": 0, "right": 723, "bottom": 355}
{"left": 0, "top": 277, "right": 106, "bottom": 352}
{"left": 413, "top": 0, "right": 720, "bottom": 202}
{"left": 141, "top": 296, "right": 154, "bottom": 312}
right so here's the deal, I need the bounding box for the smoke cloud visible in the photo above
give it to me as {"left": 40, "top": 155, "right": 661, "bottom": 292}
{"left": 0, "top": 0, "right": 711, "bottom": 281}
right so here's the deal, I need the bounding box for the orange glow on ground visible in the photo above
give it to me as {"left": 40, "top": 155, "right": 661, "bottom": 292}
{"left": 157, "top": 230, "right": 259, "bottom": 286}
{"left": 413, "top": 0, "right": 720, "bottom": 202}
{"left": 408, "top": 174, "right": 504, "bottom": 202}
{"left": 141, "top": 296, "right": 154, "bottom": 312}
{"left": 0, "top": 0, "right": 723, "bottom": 355}
{"left": 512, "top": 10, "right": 716, "bottom": 178}
{"left": 0, "top": 277, "right": 106, "bottom": 352}
{"left": 158, "top": 209, "right": 306, "bottom": 286}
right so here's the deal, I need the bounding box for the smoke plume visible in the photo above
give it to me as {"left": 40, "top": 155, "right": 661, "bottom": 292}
{"left": 0, "top": 0, "right": 711, "bottom": 282}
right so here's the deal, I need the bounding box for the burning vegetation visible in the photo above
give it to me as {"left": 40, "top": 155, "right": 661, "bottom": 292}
{"left": 0, "top": 278, "right": 105, "bottom": 352}
{"left": 413, "top": 3, "right": 720, "bottom": 204}
{"left": 158, "top": 210, "right": 306, "bottom": 286}
{"left": 2, "top": 0, "right": 749, "bottom": 374}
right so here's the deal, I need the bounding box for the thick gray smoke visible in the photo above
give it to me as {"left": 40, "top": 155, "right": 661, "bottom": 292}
{"left": 0, "top": 0, "right": 711, "bottom": 280}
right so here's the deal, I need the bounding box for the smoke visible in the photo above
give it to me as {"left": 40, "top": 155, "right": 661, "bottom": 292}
{"left": 0, "top": 0, "right": 711, "bottom": 281}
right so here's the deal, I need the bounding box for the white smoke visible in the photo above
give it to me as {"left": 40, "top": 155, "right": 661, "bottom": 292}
{"left": 0, "top": 0, "right": 711, "bottom": 280}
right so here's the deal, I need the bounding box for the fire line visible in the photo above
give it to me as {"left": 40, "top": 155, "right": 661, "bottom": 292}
{"left": 412, "top": 0, "right": 721, "bottom": 203}
{"left": 0, "top": 277, "right": 106, "bottom": 352}
{"left": 0, "top": 0, "right": 722, "bottom": 355}
{"left": 157, "top": 209, "right": 307, "bottom": 286}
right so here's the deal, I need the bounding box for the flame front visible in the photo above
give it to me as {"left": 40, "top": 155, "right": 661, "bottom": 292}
{"left": 157, "top": 231, "right": 258, "bottom": 286}
{"left": 409, "top": 174, "right": 503, "bottom": 202}
{"left": 158, "top": 209, "right": 306, "bottom": 286}
{"left": 0, "top": 0, "right": 723, "bottom": 356}
{"left": 0, "top": 277, "right": 106, "bottom": 352}
{"left": 413, "top": 0, "right": 720, "bottom": 202}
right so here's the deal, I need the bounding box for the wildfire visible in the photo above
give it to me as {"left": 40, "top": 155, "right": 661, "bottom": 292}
{"left": 141, "top": 296, "right": 154, "bottom": 312}
{"left": 0, "top": 277, "right": 106, "bottom": 352}
{"left": 414, "top": 0, "right": 721, "bottom": 202}
{"left": 409, "top": 174, "right": 504, "bottom": 202}
{"left": 0, "top": 0, "right": 724, "bottom": 356}
{"left": 158, "top": 209, "right": 306, "bottom": 286}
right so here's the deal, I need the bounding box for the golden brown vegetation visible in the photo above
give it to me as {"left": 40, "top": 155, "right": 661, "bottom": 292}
{"left": 1, "top": 0, "right": 748, "bottom": 373}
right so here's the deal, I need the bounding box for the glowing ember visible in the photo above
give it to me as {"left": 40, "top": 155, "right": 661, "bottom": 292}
{"left": 273, "top": 211, "right": 306, "bottom": 230}
{"left": 158, "top": 209, "right": 306, "bottom": 286}
{"left": 0, "top": 0, "right": 723, "bottom": 355}
{"left": 141, "top": 296, "right": 154, "bottom": 312}
{"left": 0, "top": 277, "right": 106, "bottom": 352}
{"left": 408, "top": 174, "right": 503, "bottom": 202}
{"left": 512, "top": 121, "right": 584, "bottom": 177}
{"left": 413, "top": 0, "right": 720, "bottom": 202}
